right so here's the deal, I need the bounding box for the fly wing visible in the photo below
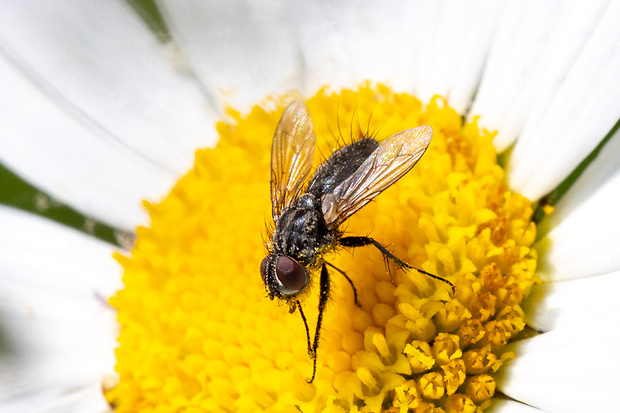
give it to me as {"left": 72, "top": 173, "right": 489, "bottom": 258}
{"left": 321, "top": 125, "right": 432, "bottom": 230}
{"left": 271, "top": 100, "right": 316, "bottom": 218}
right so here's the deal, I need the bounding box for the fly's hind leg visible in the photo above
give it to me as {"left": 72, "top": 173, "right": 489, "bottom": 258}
{"left": 339, "top": 236, "right": 455, "bottom": 294}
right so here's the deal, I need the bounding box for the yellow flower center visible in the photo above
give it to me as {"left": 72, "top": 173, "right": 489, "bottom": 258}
{"left": 105, "top": 84, "right": 539, "bottom": 412}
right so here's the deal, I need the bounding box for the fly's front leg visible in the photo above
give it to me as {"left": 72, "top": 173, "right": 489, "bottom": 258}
{"left": 339, "top": 236, "right": 455, "bottom": 294}
{"left": 298, "top": 262, "right": 331, "bottom": 383}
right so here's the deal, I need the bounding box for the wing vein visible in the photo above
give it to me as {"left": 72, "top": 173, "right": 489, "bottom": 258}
{"left": 321, "top": 126, "right": 433, "bottom": 229}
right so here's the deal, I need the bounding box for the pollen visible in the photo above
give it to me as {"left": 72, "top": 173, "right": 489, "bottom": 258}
{"left": 105, "top": 84, "right": 539, "bottom": 412}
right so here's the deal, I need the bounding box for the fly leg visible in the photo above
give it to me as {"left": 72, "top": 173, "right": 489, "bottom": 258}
{"left": 325, "top": 261, "right": 361, "bottom": 307}
{"left": 296, "top": 300, "right": 313, "bottom": 356}
{"left": 339, "top": 236, "right": 455, "bottom": 294}
{"left": 297, "top": 262, "right": 331, "bottom": 383}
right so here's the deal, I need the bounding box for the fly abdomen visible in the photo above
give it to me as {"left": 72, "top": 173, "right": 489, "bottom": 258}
{"left": 307, "top": 138, "right": 379, "bottom": 199}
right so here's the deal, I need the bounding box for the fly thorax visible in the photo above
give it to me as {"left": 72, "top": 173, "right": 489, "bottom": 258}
{"left": 273, "top": 194, "right": 329, "bottom": 264}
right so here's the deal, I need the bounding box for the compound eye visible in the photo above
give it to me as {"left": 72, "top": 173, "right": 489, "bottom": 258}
{"left": 276, "top": 256, "right": 308, "bottom": 293}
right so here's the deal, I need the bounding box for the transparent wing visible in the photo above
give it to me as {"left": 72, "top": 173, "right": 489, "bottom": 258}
{"left": 271, "top": 100, "right": 316, "bottom": 218}
{"left": 321, "top": 125, "right": 433, "bottom": 229}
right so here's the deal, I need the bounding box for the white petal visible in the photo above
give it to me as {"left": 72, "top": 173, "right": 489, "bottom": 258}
{"left": 0, "top": 206, "right": 119, "bottom": 411}
{"left": 533, "top": 126, "right": 620, "bottom": 284}
{"left": 490, "top": 399, "right": 547, "bottom": 413}
{"left": 0, "top": 358, "right": 111, "bottom": 413}
{"left": 539, "top": 124, "right": 620, "bottom": 229}
{"left": 507, "top": 0, "right": 612, "bottom": 150}
{"left": 507, "top": 0, "right": 620, "bottom": 200}
{"left": 534, "top": 159, "right": 620, "bottom": 281}
{"left": 160, "top": 0, "right": 501, "bottom": 115}
{"left": 524, "top": 270, "right": 620, "bottom": 332}
{"left": 414, "top": 0, "right": 504, "bottom": 114}
{"left": 0, "top": 206, "right": 120, "bottom": 353}
{"left": 0, "top": 0, "right": 216, "bottom": 175}
{"left": 158, "top": 0, "right": 302, "bottom": 113}
{"left": 0, "top": 55, "right": 175, "bottom": 230}
{"left": 499, "top": 310, "right": 620, "bottom": 412}
{"left": 468, "top": 0, "right": 567, "bottom": 147}
{"left": 294, "top": 0, "right": 420, "bottom": 94}
{"left": 161, "top": 0, "right": 422, "bottom": 110}
{"left": 297, "top": 0, "right": 501, "bottom": 114}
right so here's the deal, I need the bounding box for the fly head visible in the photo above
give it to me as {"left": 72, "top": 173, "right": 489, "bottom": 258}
{"left": 260, "top": 254, "right": 310, "bottom": 299}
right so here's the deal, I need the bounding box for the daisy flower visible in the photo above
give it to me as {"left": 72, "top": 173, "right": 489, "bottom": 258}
{"left": 1, "top": 1, "right": 620, "bottom": 412}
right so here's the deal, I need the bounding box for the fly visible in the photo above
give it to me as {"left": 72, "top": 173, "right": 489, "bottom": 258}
{"left": 260, "top": 100, "right": 453, "bottom": 382}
